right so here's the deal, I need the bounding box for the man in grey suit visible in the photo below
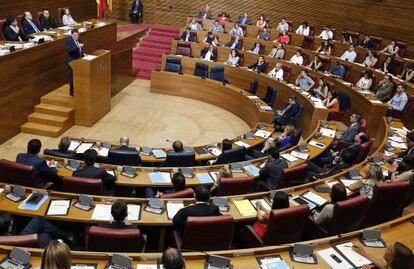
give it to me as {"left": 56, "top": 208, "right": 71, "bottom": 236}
{"left": 254, "top": 147, "right": 288, "bottom": 190}
{"left": 336, "top": 113, "right": 361, "bottom": 144}
{"left": 198, "top": 4, "right": 212, "bottom": 19}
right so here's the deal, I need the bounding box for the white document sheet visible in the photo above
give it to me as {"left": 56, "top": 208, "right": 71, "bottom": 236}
{"left": 208, "top": 147, "right": 222, "bottom": 157}
{"left": 137, "top": 265, "right": 159, "bottom": 269}
{"left": 166, "top": 202, "right": 185, "bottom": 219}
{"left": 302, "top": 191, "right": 328, "bottom": 206}
{"left": 317, "top": 248, "right": 353, "bottom": 269}
{"left": 68, "top": 140, "right": 81, "bottom": 151}
{"left": 335, "top": 242, "right": 371, "bottom": 268}
{"left": 254, "top": 130, "right": 272, "bottom": 139}
{"left": 250, "top": 199, "right": 271, "bottom": 212}
{"left": 309, "top": 140, "right": 326, "bottom": 149}
{"left": 326, "top": 181, "right": 351, "bottom": 194}
{"left": 46, "top": 200, "right": 70, "bottom": 215}
{"left": 290, "top": 150, "right": 309, "bottom": 160}
{"left": 280, "top": 153, "right": 298, "bottom": 163}
{"left": 320, "top": 127, "right": 335, "bottom": 138}
{"left": 125, "top": 204, "right": 141, "bottom": 221}
{"left": 91, "top": 204, "right": 112, "bottom": 221}
{"left": 76, "top": 142, "right": 94, "bottom": 153}
{"left": 389, "top": 141, "right": 407, "bottom": 149}
{"left": 234, "top": 140, "right": 251, "bottom": 148}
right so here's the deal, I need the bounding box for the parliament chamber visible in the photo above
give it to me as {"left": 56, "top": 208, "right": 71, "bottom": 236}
{"left": 0, "top": 0, "right": 413, "bottom": 269}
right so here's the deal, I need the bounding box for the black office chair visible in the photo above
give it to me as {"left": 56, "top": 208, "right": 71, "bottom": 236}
{"left": 210, "top": 66, "right": 229, "bottom": 83}
{"left": 165, "top": 57, "right": 182, "bottom": 73}
{"left": 215, "top": 147, "right": 246, "bottom": 164}
{"left": 287, "top": 104, "right": 304, "bottom": 125}
{"left": 163, "top": 152, "right": 196, "bottom": 167}
{"left": 194, "top": 62, "right": 209, "bottom": 78}
{"left": 106, "top": 149, "right": 141, "bottom": 166}
{"left": 246, "top": 79, "right": 258, "bottom": 95}
{"left": 262, "top": 85, "right": 277, "bottom": 107}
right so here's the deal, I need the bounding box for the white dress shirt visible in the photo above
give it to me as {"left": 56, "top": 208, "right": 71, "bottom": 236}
{"left": 290, "top": 55, "right": 304, "bottom": 65}
{"left": 10, "top": 25, "right": 23, "bottom": 41}
{"left": 62, "top": 14, "right": 77, "bottom": 26}
{"left": 295, "top": 25, "right": 310, "bottom": 36}
{"left": 340, "top": 50, "right": 357, "bottom": 62}
{"left": 277, "top": 22, "right": 289, "bottom": 32}
{"left": 268, "top": 68, "right": 284, "bottom": 80}
{"left": 203, "top": 50, "right": 213, "bottom": 61}
{"left": 319, "top": 30, "right": 333, "bottom": 40}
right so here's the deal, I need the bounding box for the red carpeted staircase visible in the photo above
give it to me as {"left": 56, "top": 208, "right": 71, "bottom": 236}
{"left": 118, "top": 24, "right": 179, "bottom": 80}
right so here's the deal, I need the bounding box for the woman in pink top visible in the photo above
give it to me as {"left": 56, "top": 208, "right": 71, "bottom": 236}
{"left": 256, "top": 15, "right": 267, "bottom": 29}
{"left": 275, "top": 30, "right": 290, "bottom": 44}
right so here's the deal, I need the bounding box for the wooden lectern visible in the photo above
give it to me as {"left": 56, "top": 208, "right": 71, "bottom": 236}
{"left": 70, "top": 50, "right": 111, "bottom": 126}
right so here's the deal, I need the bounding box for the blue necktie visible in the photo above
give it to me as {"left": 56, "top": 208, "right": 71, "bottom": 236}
{"left": 29, "top": 20, "right": 40, "bottom": 33}
{"left": 135, "top": 1, "right": 139, "bottom": 11}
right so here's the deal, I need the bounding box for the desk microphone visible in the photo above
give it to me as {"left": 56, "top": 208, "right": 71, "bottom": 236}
{"left": 180, "top": 248, "right": 232, "bottom": 269}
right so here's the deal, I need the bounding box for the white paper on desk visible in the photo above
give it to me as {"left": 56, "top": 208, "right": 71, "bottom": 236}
{"left": 339, "top": 179, "right": 358, "bottom": 188}
{"left": 0, "top": 50, "right": 10, "bottom": 56}
{"left": 96, "top": 147, "right": 109, "bottom": 157}
{"left": 259, "top": 105, "right": 273, "bottom": 111}
{"left": 5, "top": 43, "right": 23, "bottom": 49}
{"left": 388, "top": 136, "right": 405, "bottom": 143}
{"left": 383, "top": 150, "right": 393, "bottom": 157}
{"left": 68, "top": 140, "right": 81, "bottom": 151}
{"left": 234, "top": 140, "right": 251, "bottom": 148}
{"left": 320, "top": 127, "right": 335, "bottom": 138}
{"left": 290, "top": 150, "right": 309, "bottom": 160}
{"left": 309, "top": 140, "right": 326, "bottom": 149}
{"left": 248, "top": 95, "right": 260, "bottom": 99}
{"left": 0, "top": 188, "right": 4, "bottom": 194}
{"left": 58, "top": 26, "right": 72, "bottom": 30}
{"left": 281, "top": 153, "right": 298, "bottom": 163}
{"left": 76, "top": 142, "right": 94, "bottom": 153}
{"left": 250, "top": 199, "right": 271, "bottom": 212}
{"left": 107, "top": 170, "right": 116, "bottom": 176}
{"left": 208, "top": 147, "right": 222, "bottom": 157}
{"left": 370, "top": 100, "right": 383, "bottom": 104}
{"left": 83, "top": 54, "right": 97, "bottom": 61}
{"left": 317, "top": 247, "right": 353, "bottom": 269}
{"left": 91, "top": 204, "right": 112, "bottom": 221}
{"left": 254, "top": 130, "right": 272, "bottom": 139}
{"left": 302, "top": 191, "right": 327, "bottom": 206}
{"left": 326, "top": 181, "right": 351, "bottom": 194}
{"left": 46, "top": 200, "right": 70, "bottom": 215}
{"left": 24, "top": 43, "right": 35, "bottom": 49}
{"left": 166, "top": 202, "right": 185, "bottom": 219}
{"left": 71, "top": 266, "right": 96, "bottom": 269}
{"left": 390, "top": 141, "right": 407, "bottom": 149}
{"left": 335, "top": 242, "right": 371, "bottom": 268}
{"left": 137, "top": 265, "right": 159, "bottom": 269}
{"left": 125, "top": 204, "right": 141, "bottom": 221}
{"left": 208, "top": 171, "right": 219, "bottom": 182}
{"left": 310, "top": 96, "right": 322, "bottom": 102}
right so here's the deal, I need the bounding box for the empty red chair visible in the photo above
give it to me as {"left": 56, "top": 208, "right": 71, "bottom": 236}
{"left": 161, "top": 188, "right": 194, "bottom": 198}
{"left": 353, "top": 138, "right": 374, "bottom": 164}
{"left": 346, "top": 31, "right": 360, "bottom": 44}
{"left": 388, "top": 92, "right": 414, "bottom": 119}
{"left": 319, "top": 55, "right": 331, "bottom": 71}
{"left": 0, "top": 18, "right": 6, "bottom": 40}
{"left": 396, "top": 41, "right": 407, "bottom": 57}
{"left": 0, "top": 159, "right": 37, "bottom": 187}
{"left": 326, "top": 80, "right": 335, "bottom": 91}
{"left": 301, "top": 51, "right": 310, "bottom": 65}
{"left": 241, "top": 205, "right": 309, "bottom": 247}
{"left": 87, "top": 226, "right": 146, "bottom": 252}
{"left": 281, "top": 65, "right": 291, "bottom": 82}
{"left": 308, "top": 26, "right": 315, "bottom": 36}
{"left": 286, "top": 20, "right": 293, "bottom": 32}
{"left": 237, "top": 50, "right": 244, "bottom": 66}
{"left": 57, "top": 8, "right": 65, "bottom": 26}
{"left": 0, "top": 234, "right": 38, "bottom": 247}
{"left": 173, "top": 215, "right": 234, "bottom": 251}
{"left": 176, "top": 41, "right": 192, "bottom": 56}
{"left": 390, "top": 57, "right": 404, "bottom": 76}
{"left": 216, "top": 177, "right": 254, "bottom": 196}
{"left": 361, "top": 182, "right": 410, "bottom": 228}
{"left": 370, "top": 36, "right": 383, "bottom": 51}
{"left": 359, "top": 118, "right": 367, "bottom": 132}
{"left": 341, "top": 61, "right": 352, "bottom": 81}
{"left": 63, "top": 176, "right": 103, "bottom": 195}
{"left": 301, "top": 35, "right": 314, "bottom": 50}
{"left": 35, "top": 12, "right": 43, "bottom": 27}
{"left": 282, "top": 163, "right": 309, "bottom": 187}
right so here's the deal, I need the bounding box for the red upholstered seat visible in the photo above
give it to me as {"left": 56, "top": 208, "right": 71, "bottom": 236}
{"left": 301, "top": 35, "right": 314, "bottom": 50}
{"left": 396, "top": 41, "right": 407, "bottom": 57}
{"left": 57, "top": 8, "right": 65, "bottom": 27}
{"left": 390, "top": 57, "right": 404, "bottom": 76}
{"left": 161, "top": 188, "right": 194, "bottom": 198}
{"left": 217, "top": 177, "right": 254, "bottom": 196}
{"left": 241, "top": 205, "right": 309, "bottom": 247}
{"left": 282, "top": 163, "right": 309, "bottom": 187}
{"left": 237, "top": 50, "right": 244, "bottom": 66}
{"left": 387, "top": 92, "right": 414, "bottom": 119}
{"left": 0, "top": 234, "right": 38, "bottom": 247}
{"left": 0, "top": 18, "right": 6, "bottom": 40}
{"left": 361, "top": 182, "right": 410, "bottom": 228}
{"left": 0, "top": 159, "right": 37, "bottom": 187}
{"left": 370, "top": 36, "right": 383, "bottom": 51}
{"left": 63, "top": 176, "right": 103, "bottom": 195}
{"left": 87, "top": 226, "right": 146, "bottom": 252}
{"left": 345, "top": 31, "right": 360, "bottom": 44}
{"left": 341, "top": 60, "right": 352, "bottom": 81}
{"left": 353, "top": 138, "right": 374, "bottom": 164}
{"left": 35, "top": 12, "right": 43, "bottom": 27}
{"left": 308, "top": 26, "right": 315, "bottom": 36}
{"left": 281, "top": 65, "right": 291, "bottom": 82}
{"left": 176, "top": 41, "right": 192, "bottom": 57}
{"left": 286, "top": 20, "right": 293, "bottom": 32}
{"left": 319, "top": 55, "right": 331, "bottom": 71}
{"left": 173, "top": 215, "right": 234, "bottom": 251}
{"left": 359, "top": 118, "right": 367, "bottom": 132}
{"left": 301, "top": 51, "right": 310, "bottom": 65}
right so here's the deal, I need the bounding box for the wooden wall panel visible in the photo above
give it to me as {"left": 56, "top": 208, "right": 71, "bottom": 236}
{"left": 111, "top": 0, "right": 414, "bottom": 57}
{"left": 0, "top": 0, "right": 97, "bottom": 21}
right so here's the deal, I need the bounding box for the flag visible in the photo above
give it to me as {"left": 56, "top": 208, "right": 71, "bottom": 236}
{"left": 107, "top": 0, "right": 112, "bottom": 12}
{"left": 96, "top": 0, "right": 107, "bottom": 18}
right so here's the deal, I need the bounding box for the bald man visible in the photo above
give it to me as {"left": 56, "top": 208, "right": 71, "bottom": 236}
{"left": 162, "top": 248, "right": 186, "bottom": 269}
{"left": 22, "top": 11, "right": 42, "bottom": 34}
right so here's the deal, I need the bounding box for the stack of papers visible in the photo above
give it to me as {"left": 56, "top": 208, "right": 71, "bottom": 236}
{"left": 280, "top": 153, "right": 298, "bottom": 163}
{"left": 149, "top": 172, "right": 171, "bottom": 183}
{"left": 91, "top": 204, "right": 141, "bottom": 221}
{"left": 243, "top": 164, "right": 261, "bottom": 176}
{"left": 234, "top": 141, "right": 251, "bottom": 148}
{"left": 388, "top": 136, "right": 405, "bottom": 143}
{"left": 83, "top": 54, "right": 97, "bottom": 61}
{"left": 389, "top": 141, "right": 407, "bottom": 149}
{"left": 320, "top": 127, "right": 335, "bottom": 138}
{"left": 259, "top": 105, "right": 273, "bottom": 111}
{"left": 196, "top": 173, "right": 214, "bottom": 184}
{"left": 0, "top": 50, "right": 10, "bottom": 56}
{"left": 250, "top": 199, "right": 271, "bottom": 212}
{"left": 301, "top": 191, "right": 328, "bottom": 207}
{"left": 254, "top": 130, "right": 272, "bottom": 139}
{"left": 76, "top": 143, "right": 94, "bottom": 153}
{"left": 46, "top": 199, "right": 71, "bottom": 216}
{"left": 317, "top": 247, "right": 353, "bottom": 269}
{"left": 334, "top": 242, "right": 372, "bottom": 268}
{"left": 68, "top": 140, "right": 81, "bottom": 151}
{"left": 248, "top": 96, "right": 260, "bottom": 99}
{"left": 166, "top": 202, "right": 185, "bottom": 219}
{"left": 290, "top": 150, "right": 309, "bottom": 160}
{"left": 233, "top": 199, "right": 257, "bottom": 216}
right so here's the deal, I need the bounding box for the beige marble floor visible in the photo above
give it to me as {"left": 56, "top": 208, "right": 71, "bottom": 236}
{"left": 0, "top": 80, "right": 250, "bottom": 160}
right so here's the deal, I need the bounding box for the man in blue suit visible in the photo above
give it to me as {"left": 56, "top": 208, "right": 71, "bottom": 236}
{"left": 131, "top": 0, "right": 143, "bottom": 24}
{"left": 274, "top": 95, "right": 300, "bottom": 126}
{"left": 248, "top": 56, "right": 266, "bottom": 73}
{"left": 21, "top": 12, "right": 42, "bottom": 35}
{"left": 66, "top": 29, "right": 84, "bottom": 96}
{"left": 179, "top": 27, "right": 196, "bottom": 42}
{"left": 336, "top": 113, "right": 361, "bottom": 144}
{"left": 16, "top": 139, "right": 60, "bottom": 188}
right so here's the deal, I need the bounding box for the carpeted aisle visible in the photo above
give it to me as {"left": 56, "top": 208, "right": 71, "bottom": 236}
{"left": 118, "top": 24, "right": 179, "bottom": 80}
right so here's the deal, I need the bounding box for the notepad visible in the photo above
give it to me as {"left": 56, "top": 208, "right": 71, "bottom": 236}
{"left": 196, "top": 173, "right": 214, "bottom": 184}
{"left": 152, "top": 149, "right": 167, "bottom": 159}
{"left": 290, "top": 150, "right": 309, "bottom": 160}
{"left": 308, "top": 140, "right": 326, "bottom": 149}
{"left": 301, "top": 191, "right": 327, "bottom": 207}
{"left": 91, "top": 204, "right": 112, "bottom": 221}
{"left": 76, "top": 143, "right": 94, "bottom": 154}
{"left": 326, "top": 181, "right": 351, "bottom": 194}
{"left": 334, "top": 242, "right": 371, "bottom": 268}
{"left": 46, "top": 199, "right": 71, "bottom": 216}
{"left": 320, "top": 127, "right": 335, "bottom": 138}
{"left": 243, "top": 164, "right": 260, "bottom": 176}
{"left": 208, "top": 147, "right": 222, "bottom": 156}
{"left": 317, "top": 247, "right": 353, "bottom": 269}
{"left": 233, "top": 199, "right": 256, "bottom": 216}
{"left": 166, "top": 202, "right": 185, "bottom": 219}
{"left": 254, "top": 130, "right": 272, "bottom": 139}
{"left": 234, "top": 140, "right": 251, "bottom": 148}
{"left": 280, "top": 153, "right": 298, "bottom": 163}
{"left": 149, "top": 172, "right": 171, "bottom": 183}
{"left": 250, "top": 199, "right": 271, "bottom": 212}
{"left": 68, "top": 140, "right": 81, "bottom": 151}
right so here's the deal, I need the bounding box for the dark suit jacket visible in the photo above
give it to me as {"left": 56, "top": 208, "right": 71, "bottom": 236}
{"left": 198, "top": 10, "right": 212, "bottom": 19}
{"left": 248, "top": 61, "right": 266, "bottom": 73}
{"left": 180, "top": 32, "right": 195, "bottom": 42}
{"left": 16, "top": 153, "right": 58, "bottom": 187}
{"left": 22, "top": 19, "right": 42, "bottom": 34}
{"left": 339, "top": 123, "right": 360, "bottom": 144}
{"left": 40, "top": 15, "right": 57, "bottom": 29}
{"left": 112, "top": 145, "right": 137, "bottom": 152}
{"left": 362, "top": 39, "right": 374, "bottom": 49}
{"left": 324, "top": 161, "right": 351, "bottom": 178}
{"left": 173, "top": 202, "right": 220, "bottom": 233}
{"left": 398, "top": 146, "right": 414, "bottom": 158}
{"left": 131, "top": 0, "right": 143, "bottom": 13}
{"left": 201, "top": 48, "right": 217, "bottom": 61}
{"left": 3, "top": 25, "right": 27, "bottom": 41}
{"left": 238, "top": 17, "right": 251, "bottom": 25}
{"left": 226, "top": 40, "right": 243, "bottom": 50}
{"left": 345, "top": 144, "right": 360, "bottom": 161}
{"left": 98, "top": 221, "right": 138, "bottom": 229}
{"left": 66, "top": 37, "right": 84, "bottom": 62}
{"left": 72, "top": 165, "right": 116, "bottom": 194}
{"left": 280, "top": 103, "right": 300, "bottom": 122}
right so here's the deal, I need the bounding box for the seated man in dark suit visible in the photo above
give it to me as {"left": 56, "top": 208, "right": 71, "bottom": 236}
{"left": 44, "top": 137, "right": 75, "bottom": 159}
{"left": 273, "top": 95, "right": 300, "bottom": 126}
{"left": 3, "top": 16, "right": 28, "bottom": 42}
{"left": 73, "top": 149, "right": 117, "bottom": 195}
{"left": 22, "top": 12, "right": 42, "bottom": 35}
{"left": 180, "top": 27, "right": 195, "bottom": 42}
{"left": 307, "top": 148, "right": 354, "bottom": 179}
{"left": 334, "top": 113, "right": 361, "bottom": 145}
{"left": 146, "top": 172, "right": 187, "bottom": 198}
{"left": 254, "top": 147, "right": 288, "bottom": 190}
{"left": 99, "top": 200, "right": 137, "bottom": 229}
{"left": 106, "top": 136, "right": 140, "bottom": 166}
{"left": 39, "top": 10, "right": 57, "bottom": 30}
{"left": 16, "top": 139, "right": 61, "bottom": 188}
{"left": 173, "top": 185, "right": 220, "bottom": 234}
{"left": 248, "top": 56, "right": 266, "bottom": 73}
{"left": 225, "top": 35, "right": 243, "bottom": 50}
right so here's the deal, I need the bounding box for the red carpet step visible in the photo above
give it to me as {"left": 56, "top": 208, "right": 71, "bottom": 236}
{"left": 117, "top": 24, "right": 179, "bottom": 80}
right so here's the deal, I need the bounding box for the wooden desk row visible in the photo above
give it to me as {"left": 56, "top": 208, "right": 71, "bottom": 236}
{"left": 0, "top": 212, "right": 412, "bottom": 268}
{"left": 162, "top": 50, "right": 389, "bottom": 149}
